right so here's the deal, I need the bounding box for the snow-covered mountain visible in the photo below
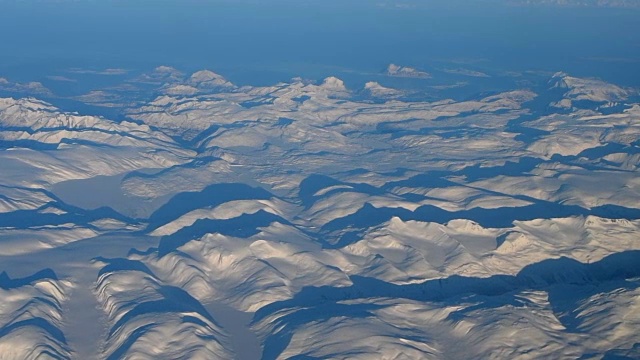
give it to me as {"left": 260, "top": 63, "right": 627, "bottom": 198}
{"left": 385, "top": 64, "right": 431, "bottom": 79}
{"left": 0, "top": 68, "right": 639, "bottom": 359}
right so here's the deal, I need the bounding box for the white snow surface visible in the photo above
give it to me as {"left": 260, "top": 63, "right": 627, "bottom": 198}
{"left": 385, "top": 63, "right": 431, "bottom": 79}
{"left": 0, "top": 69, "right": 639, "bottom": 359}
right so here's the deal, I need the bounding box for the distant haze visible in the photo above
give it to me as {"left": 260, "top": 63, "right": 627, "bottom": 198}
{"left": 0, "top": 0, "right": 639, "bottom": 86}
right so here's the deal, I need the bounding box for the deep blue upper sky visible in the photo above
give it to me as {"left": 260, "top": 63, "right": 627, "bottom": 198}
{"left": 0, "top": 0, "right": 639, "bottom": 86}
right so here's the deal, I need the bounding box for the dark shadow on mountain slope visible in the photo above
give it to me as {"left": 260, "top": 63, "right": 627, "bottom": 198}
{"left": 97, "top": 260, "right": 227, "bottom": 359}
{"left": 382, "top": 172, "right": 458, "bottom": 191}
{"left": 0, "top": 205, "right": 135, "bottom": 229}
{"left": 147, "top": 183, "right": 273, "bottom": 231}
{"left": 504, "top": 85, "right": 561, "bottom": 144}
{"left": 241, "top": 97, "right": 276, "bottom": 109}
{"left": 0, "top": 318, "right": 67, "bottom": 344}
{"left": 0, "top": 269, "right": 69, "bottom": 359}
{"left": 382, "top": 154, "right": 617, "bottom": 192}
{"left": 107, "top": 285, "right": 217, "bottom": 338}
{"left": 30, "top": 348, "right": 69, "bottom": 360}
{"left": 321, "top": 204, "right": 412, "bottom": 243}
{"left": 298, "top": 174, "right": 384, "bottom": 209}
{"left": 321, "top": 201, "right": 600, "bottom": 249}
{"left": 261, "top": 302, "right": 385, "bottom": 360}
{"left": 157, "top": 286, "right": 218, "bottom": 325}
{"left": 511, "top": 124, "right": 551, "bottom": 144}
{"left": 549, "top": 154, "right": 636, "bottom": 173}
{"left": 590, "top": 204, "right": 640, "bottom": 219}
{"left": 126, "top": 247, "right": 157, "bottom": 257}
{"left": 321, "top": 202, "right": 640, "bottom": 238}
{"left": 190, "top": 127, "right": 221, "bottom": 148}
{"left": 106, "top": 323, "right": 155, "bottom": 360}
{"left": 254, "top": 251, "right": 640, "bottom": 359}
{"left": 276, "top": 117, "right": 294, "bottom": 127}
{"left": 95, "top": 257, "right": 155, "bottom": 278}
{"left": 0, "top": 268, "right": 58, "bottom": 289}
{"left": 545, "top": 279, "right": 638, "bottom": 335}
{"left": 0, "top": 270, "right": 64, "bottom": 316}
{"left": 2, "top": 183, "right": 134, "bottom": 220}
{"left": 456, "top": 157, "right": 546, "bottom": 182}
{"left": 157, "top": 210, "right": 289, "bottom": 256}
{"left": 0, "top": 125, "right": 160, "bottom": 149}
{"left": 576, "top": 142, "right": 640, "bottom": 160}
{"left": 327, "top": 230, "right": 366, "bottom": 249}
{"left": 287, "top": 355, "right": 326, "bottom": 360}
{"left": 0, "top": 138, "right": 118, "bottom": 150}
{"left": 255, "top": 251, "right": 640, "bottom": 322}
{"left": 121, "top": 156, "right": 220, "bottom": 182}
{"left": 599, "top": 343, "right": 640, "bottom": 360}
{"left": 298, "top": 175, "right": 342, "bottom": 207}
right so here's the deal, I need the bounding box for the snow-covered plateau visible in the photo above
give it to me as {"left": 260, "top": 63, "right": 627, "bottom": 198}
{"left": 0, "top": 67, "right": 639, "bottom": 359}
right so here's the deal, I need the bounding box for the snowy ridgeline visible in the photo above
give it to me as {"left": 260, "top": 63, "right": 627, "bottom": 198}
{"left": 0, "top": 67, "right": 639, "bottom": 359}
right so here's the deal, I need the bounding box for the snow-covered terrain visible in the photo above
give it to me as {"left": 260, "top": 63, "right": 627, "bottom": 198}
{"left": 385, "top": 64, "right": 431, "bottom": 79}
{"left": 0, "top": 67, "right": 639, "bottom": 359}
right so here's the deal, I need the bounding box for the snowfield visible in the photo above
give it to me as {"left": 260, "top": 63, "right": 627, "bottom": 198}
{"left": 0, "top": 68, "right": 639, "bottom": 359}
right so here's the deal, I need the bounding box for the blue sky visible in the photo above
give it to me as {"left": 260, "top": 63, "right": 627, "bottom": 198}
{"left": 0, "top": 0, "right": 639, "bottom": 85}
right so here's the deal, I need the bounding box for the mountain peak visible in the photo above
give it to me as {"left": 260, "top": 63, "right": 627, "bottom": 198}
{"left": 385, "top": 63, "right": 430, "bottom": 78}
{"left": 320, "top": 76, "right": 347, "bottom": 91}
{"left": 189, "top": 70, "right": 234, "bottom": 88}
